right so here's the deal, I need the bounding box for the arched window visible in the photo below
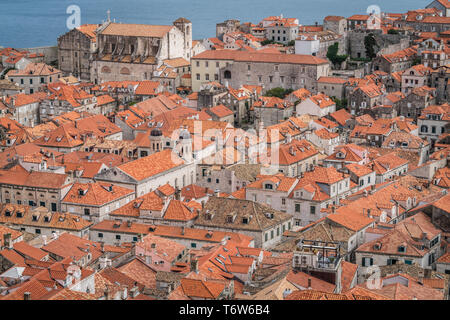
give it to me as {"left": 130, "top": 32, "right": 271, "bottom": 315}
{"left": 120, "top": 67, "right": 130, "bottom": 75}
{"left": 421, "top": 125, "right": 428, "bottom": 133}
{"left": 101, "top": 66, "right": 111, "bottom": 74}
{"left": 224, "top": 70, "right": 231, "bottom": 79}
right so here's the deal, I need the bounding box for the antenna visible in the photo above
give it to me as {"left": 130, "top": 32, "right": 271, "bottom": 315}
{"left": 107, "top": 9, "right": 111, "bottom": 22}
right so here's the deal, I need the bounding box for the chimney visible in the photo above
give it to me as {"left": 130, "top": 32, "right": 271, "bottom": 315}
{"left": 4, "top": 233, "right": 12, "bottom": 249}
{"left": 130, "top": 286, "right": 139, "bottom": 298}
{"left": 104, "top": 287, "right": 112, "bottom": 300}
{"left": 120, "top": 286, "right": 128, "bottom": 300}
{"left": 175, "top": 187, "right": 181, "bottom": 200}
{"left": 23, "top": 292, "right": 31, "bottom": 300}
{"left": 307, "top": 278, "right": 312, "bottom": 289}
{"left": 214, "top": 189, "right": 220, "bottom": 197}
{"left": 191, "top": 258, "right": 199, "bottom": 274}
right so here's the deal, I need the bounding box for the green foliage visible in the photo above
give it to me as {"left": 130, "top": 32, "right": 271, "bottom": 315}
{"left": 412, "top": 57, "right": 421, "bottom": 66}
{"left": 287, "top": 40, "right": 295, "bottom": 46}
{"left": 364, "top": 34, "right": 377, "bottom": 60}
{"left": 387, "top": 29, "right": 399, "bottom": 35}
{"left": 331, "top": 96, "right": 348, "bottom": 110}
{"left": 261, "top": 39, "right": 275, "bottom": 46}
{"left": 326, "top": 43, "right": 348, "bottom": 67}
{"left": 264, "top": 87, "right": 293, "bottom": 99}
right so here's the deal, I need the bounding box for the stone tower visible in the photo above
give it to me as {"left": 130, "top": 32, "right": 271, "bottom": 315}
{"left": 177, "top": 126, "right": 193, "bottom": 162}
{"left": 149, "top": 127, "right": 164, "bottom": 154}
{"left": 173, "top": 17, "right": 193, "bottom": 60}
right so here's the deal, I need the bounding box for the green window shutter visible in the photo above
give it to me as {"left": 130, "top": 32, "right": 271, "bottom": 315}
{"left": 362, "top": 258, "right": 366, "bottom": 267}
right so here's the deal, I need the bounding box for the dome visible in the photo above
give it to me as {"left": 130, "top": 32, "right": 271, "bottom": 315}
{"left": 179, "top": 129, "right": 191, "bottom": 140}
{"left": 150, "top": 128, "right": 163, "bottom": 137}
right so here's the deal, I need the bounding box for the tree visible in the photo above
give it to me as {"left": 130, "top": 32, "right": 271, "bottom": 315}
{"left": 264, "top": 87, "right": 293, "bottom": 99}
{"left": 387, "top": 29, "right": 399, "bottom": 35}
{"left": 326, "top": 43, "right": 348, "bottom": 67}
{"left": 287, "top": 40, "right": 295, "bottom": 46}
{"left": 331, "top": 96, "right": 348, "bottom": 110}
{"left": 364, "top": 34, "right": 377, "bottom": 60}
{"left": 261, "top": 39, "right": 275, "bottom": 46}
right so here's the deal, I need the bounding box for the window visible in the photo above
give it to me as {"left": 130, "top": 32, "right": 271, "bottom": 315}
{"left": 133, "top": 236, "right": 138, "bottom": 242}
{"left": 421, "top": 125, "right": 428, "bottom": 133}
{"left": 216, "top": 62, "right": 219, "bottom": 67}
{"left": 216, "top": 179, "right": 219, "bottom": 184}
{"left": 115, "top": 235, "right": 121, "bottom": 240}
{"left": 205, "top": 61, "right": 209, "bottom": 67}
{"left": 398, "top": 245, "right": 406, "bottom": 253}
{"left": 214, "top": 74, "right": 219, "bottom": 81}
{"left": 310, "top": 206, "right": 316, "bottom": 214}
{"left": 51, "top": 203, "right": 57, "bottom": 212}
{"left": 282, "top": 198, "right": 286, "bottom": 205}
{"left": 40, "top": 201, "right": 45, "bottom": 207}
{"left": 196, "top": 74, "right": 200, "bottom": 80}
{"left": 248, "top": 64, "right": 251, "bottom": 71}
{"left": 264, "top": 183, "right": 273, "bottom": 190}
{"left": 196, "top": 61, "right": 200, "bottom": 67}
{"left": 191, "top": 243, "right": 197, "bottom": 248}
{"left": 270, "top": 230, "right": 274, "bottom": 239}
{"left": 35, "top": 229, "right": 41, "bottom": 234}
{"left": 205, "top": 74, "right": 209, "bottom": 81}
{"left": 98, "top": 233, "right": 103, "bottom": 238}
{"left": 404, "top": 260, "right": 412, "bottom": 265}
{"left": 265, "top": 233, "right": 268, "bottom": 242}
{"left": 295, "top": 204, "right": 301, "bottom": 212}
{"left": 84, "top": 208, "right": 90, "bottom": 216}
{"left": 362, "top": 257, "right": 373, "bottom": 266}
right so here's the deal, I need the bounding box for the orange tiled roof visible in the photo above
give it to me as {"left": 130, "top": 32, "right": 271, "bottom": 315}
{"left": 62, "top": 182, "right": 134, "bottom": 206}
{"left": 117, "top": 149, "right": 185, "bottom": 181}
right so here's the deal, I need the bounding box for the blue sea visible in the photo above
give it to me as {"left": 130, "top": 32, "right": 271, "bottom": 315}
{"left": 0, "top": 0, "right": 428, "bottom": 48}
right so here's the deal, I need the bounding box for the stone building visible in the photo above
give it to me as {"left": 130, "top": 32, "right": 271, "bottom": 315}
{"left": 295, "top": 30, "right": 345, "bottom": 59}
{"left": 194, "top": 196, "right": 294, "bottom": 249}
{"left": 191, "top": 50, "right": 330, "bottom": 93}
{"left": 349, "top": 83, "right": 385, "bottom": 116}
{"left": 252, "top": 96, "right": 294, "bottom": 128}
{"left": 348, "top": 29, "right": 411, "bottom": 61}
{"left": 58, "top": 24, "right": 99, "bottom": 80}
{"left": 91, "top": 18, "right": 192, "bottom": 84}
{"left": 418, "top": 103, "right": 450, "bottom": 143}
{"left": 61, "top": 182, "right": 135, "bottom": 223}
{"left": 216, "top": 20, "right": 241, "bottom": 40}
{"left": 323, "top": 16, "right": 347, "bottom": 35}
{"left": 397, "top": 86, "right": 436, "bottom": 119}
{"left": 0, "top": 167, "right": 73, "bottom": 212}
{"left": 6, "top": 63, "right": 62, "bottom": 94}
{"left": 431, "top": 65, "right": 450, "bottom": 103}
{"left": 401, "top": 64, "right": 433, "bottom": 95}
{"left": 197, "top": 81, "right": 228, "bottom": 109}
